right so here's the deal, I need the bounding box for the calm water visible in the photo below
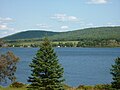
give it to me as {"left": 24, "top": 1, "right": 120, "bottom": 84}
{"left": 0, "top": 47, "right": 120, "bottom": 87}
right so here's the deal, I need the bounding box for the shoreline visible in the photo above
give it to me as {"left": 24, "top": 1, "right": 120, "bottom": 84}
{"left": 0, "top": 83, "right": 113, "bottom": 90}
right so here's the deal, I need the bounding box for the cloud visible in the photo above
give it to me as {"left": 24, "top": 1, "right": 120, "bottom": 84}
{"left": 0, "top": 24, "right": 14, "bottom": 31}
{"left": 61, "top": 26, "right": 69, "bottom": 30}
{"left": 0, "top": 17, "right": 15, "bottom": 31}
{"left": 51, "top": 14, "right": 79, "bottom": 22}
{"left": 0, "top": 17, "right": 14, "bottom": 23}
{"left": 107, "top": 22, "right": 112, "bottom": 25}
{"left": 87, "top": 23, "right": 94, "bottom": 26}
{"left": 68, "top": 16, "right": 78, "bottom": 22}
{"left": 106, "top": 22, "right": 120, "bottom": 26}
{"left": 51, "top": 14, "right": 66, "bottom": 22}
{"left": 36, "top": 24, "right": 51, "bottom": 29}
{"left": 0, "top": 25, "right": 7, "bottom": 30}
{"left": 87, "top": 0, "right": 108, "bottom": 4}
{"left": 0, "top": 30, "right": 15, "bottom": 38}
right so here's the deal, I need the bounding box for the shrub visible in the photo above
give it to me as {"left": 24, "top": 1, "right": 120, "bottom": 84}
{"left": 77, "top": 85, "right": 85, "bottom": 89}
{"left": 0, "top": 51, "right": 19, "bottom": 83}
{"left": 77, "top": 85, "right": 94, "bottom": 90}
{"left": 64, "top": 84, "right": 72, "bottom": 90}
{"left": 94, "top": 84, "right": 114, "bottom": 90}
{"left": 84, "top": 86, "right": 94, "bottom": 90}
{"left": 10, "top": 82, "right": 25, "bottom": 88}
{"left": 103, "top": 84, "right": 112, "bottom": 90}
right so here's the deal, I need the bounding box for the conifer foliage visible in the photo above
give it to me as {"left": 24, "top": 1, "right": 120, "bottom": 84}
{"left": 28, "top": 38, "right": 64, "bottom": 90}
{"left": 110, "top": 57, "right": 120, "bottom": 89}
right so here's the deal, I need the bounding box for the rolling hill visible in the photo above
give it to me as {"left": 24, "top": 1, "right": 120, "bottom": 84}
{"left": 49, "top": 26, "right": 120, "bottom": 41}
{"left": 3, "top": 26, "right": 120, "bottom": 41}
{"left": 3, "top": 30, "right": 60, "bottom": 40}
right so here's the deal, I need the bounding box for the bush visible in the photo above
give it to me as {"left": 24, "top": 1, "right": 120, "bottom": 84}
{"left": 77, "top": 85, "right": 94, "bottom": 90}
{"left": 10, "top": 82, "right": 25, "bottom": 88}
{"left": 94, "top": 84, "right": 114, "bottom": 90}
{"left": 77, "top": 85, "right": 85, "bottom": 89}
{"left": 63, "top": 84, "right": 72, "bottom": 90}
{"left": 84, "top": 86, "right": 94, "bottom": 90}
{"left": 103, "top": 84, "right": 112, "bottom": 90}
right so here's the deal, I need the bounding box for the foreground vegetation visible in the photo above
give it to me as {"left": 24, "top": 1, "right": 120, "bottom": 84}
{"left": 0, "top": 83, "right": 118, "bottom": 90}
{"left": 0, "top": 51, "right": 19, "bottom": 83}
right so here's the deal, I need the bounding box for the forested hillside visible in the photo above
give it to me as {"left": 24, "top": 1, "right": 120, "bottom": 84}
{"left": 3, "top": 26, "right": 120, "bottom": 41}
{"left": 3, "top": 30, "right": 60, "bottom": 40}
{"left": 2, "top": 26, "right": 120, "bottom": 47}
{"left": 49, "top": 26, "right": 120, "bottom": 41}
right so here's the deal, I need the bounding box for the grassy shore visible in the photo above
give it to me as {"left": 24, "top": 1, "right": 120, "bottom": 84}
{"left": 0, "top": 84, "right": 115, "bottom": 90}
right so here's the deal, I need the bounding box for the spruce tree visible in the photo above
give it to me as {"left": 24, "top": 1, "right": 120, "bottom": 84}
{"left": 28, "top": 38, "right": 64, "bottom": 90}
{"left": 110, "top": 57, "right": 120, "bottom": 89}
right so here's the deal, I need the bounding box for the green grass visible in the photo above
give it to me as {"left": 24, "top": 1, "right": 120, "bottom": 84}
{"left": 0, "top": 84, "right": 115, "bottom": 90}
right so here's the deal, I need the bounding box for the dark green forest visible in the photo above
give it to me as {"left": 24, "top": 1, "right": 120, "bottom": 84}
{"left": 3, "top": 26, "right": 120, "bottom": 41}
{"left": 49, "top": 26, "right": 120, "bottom": 41}
{"left": 3, "top": 30, "right": 59, "bottom": 40}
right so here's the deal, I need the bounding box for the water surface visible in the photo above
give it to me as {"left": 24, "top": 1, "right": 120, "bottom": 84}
{"left": 1, "top": 47, "right": 120, "bottom": 86}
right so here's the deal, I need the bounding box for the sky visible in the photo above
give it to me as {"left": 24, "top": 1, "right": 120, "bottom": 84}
{"left": 0, "top": 0, "right": 120, "bottom": 38}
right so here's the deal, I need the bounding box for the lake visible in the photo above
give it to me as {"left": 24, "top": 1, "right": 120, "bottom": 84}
{"left": 0, "top": 47, "right": 120, "bottom": 87}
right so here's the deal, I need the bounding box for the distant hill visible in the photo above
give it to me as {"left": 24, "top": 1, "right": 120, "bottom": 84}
{"left": 49, "top": 26, "right": 120, "bottom": 41}
{"left": 3, "top": 30, "right": 60, "bottom": 40}
{"left": 3, "top": 26, "right": 120, "bottom": 41}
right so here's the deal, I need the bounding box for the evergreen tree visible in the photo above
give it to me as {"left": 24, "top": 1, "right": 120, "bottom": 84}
{"left": 28, "top": 38, "right": 64, "bottom": 90}
{"left": 110, "top": 57, "right": 120, "bottom": 89}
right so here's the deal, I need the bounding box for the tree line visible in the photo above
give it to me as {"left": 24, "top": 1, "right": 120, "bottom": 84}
{"left": 2, "top": 39, "right": 120, "bottom": 48}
